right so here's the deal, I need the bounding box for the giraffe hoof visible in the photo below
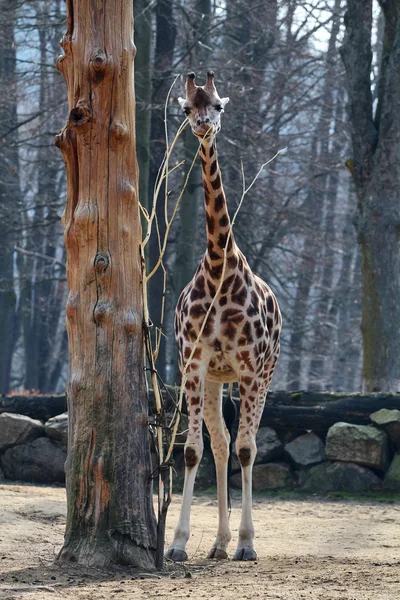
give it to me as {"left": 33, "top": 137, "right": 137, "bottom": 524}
{"left": 207, "top": 548, "right": 228, "bottom": 560}
{"left": 165, "top": 548, "right": 188, "bottom": 562}
{"left": 233, "top": 548, "right": 257, "bottom": 561}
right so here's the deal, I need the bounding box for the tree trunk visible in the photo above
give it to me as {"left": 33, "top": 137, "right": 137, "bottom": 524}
{"left": 0, "top": 0, "right": 20, "bottom": 393}
{"left": 341, "top": 0, "right": 400, "bottom": 392}
{"left": 147, "top": 0, "right": 176, "bottom": 382}
{"left": 55, "top": 0, "right": 157, "bottom": 568}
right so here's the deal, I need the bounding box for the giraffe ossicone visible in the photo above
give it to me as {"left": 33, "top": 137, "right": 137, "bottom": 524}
{"left": 166, "top": 72, "right": 282, "bottom": 563}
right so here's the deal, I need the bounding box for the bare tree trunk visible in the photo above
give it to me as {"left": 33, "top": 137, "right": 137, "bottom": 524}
{"left": 0, "top": 0, "right": 20, "bottom": 393}
{"left": 56, "top": 0, "right": 157, "bottom": 567}
{"left": 147, "top": 0, "right": 176, "bottom": 382}
{"left": 341, "top": 0, "right": 400, "bottom": 391}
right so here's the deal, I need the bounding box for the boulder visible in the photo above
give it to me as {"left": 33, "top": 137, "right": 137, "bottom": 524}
{"left": 255, "top": 427, "right": 283, "bottom": 464}
{"left": 383, "top": 454, "right": 400, "bottom": 492}
{"left": 230, "top": 462, "right": 293, "bottom": 491}
{"left": 45, "top": 412, "right": 68, "bottom": 445}
{"left": 325, "top": 422, "right": 389, "bottom": 470}
{"left": 301, "top": 461, "right": 381, "bottom": 493}
{"left": 284, "top": 432, "right": 326, "bottom": 468}
{"left": 1, "top": 437, "right": 66, "bottom": 484}
{"left": 370, "top": 409, "right": 400, "bottom": 447}
{"left": 0, "top": 412, "right": 44, "bottom": 451}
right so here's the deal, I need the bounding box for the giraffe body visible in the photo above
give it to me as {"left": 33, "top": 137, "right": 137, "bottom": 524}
{"left": 167, "top": 72, "right": 281, "bottom": 562}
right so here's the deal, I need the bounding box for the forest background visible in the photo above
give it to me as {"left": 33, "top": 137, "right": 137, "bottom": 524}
{"left": 0, "top": 0, "right": 389, "bottom": 395}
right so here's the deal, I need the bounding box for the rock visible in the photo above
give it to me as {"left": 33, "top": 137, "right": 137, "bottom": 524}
{"left": 370, "top": 409, "right": 400, "bottom": 447}
{"left": 0, "top": 412, "right": 44, "bottom": 451}
{"left": 284, "top": 432, "right": 326, "bottom": 468}
{"left": 45, "top": 412, "right": 68, "bottom": 445}
{"left": 255, "top": 427, "right": 283, "bottom": 464}
{"left": 301, "top": 461, "right": 381, "bottom": 493}
{"left": 325, "top": 422, "right": 389, "bottom": 470}
{"left": 230, "top": 462, "right": 293, "bottom": 491}
{"left": 383, "top": 454, "right": 400, "bottom": 492}
{"left": 1, "top": 437, "right": 66, "bottom": 484}
{"left": 0, "top": 466, "right": 5, "bottom": 481}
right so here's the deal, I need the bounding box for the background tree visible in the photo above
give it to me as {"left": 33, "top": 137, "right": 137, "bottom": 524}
{"left": 341, "top": 0, "right": 400, "bottom": 392}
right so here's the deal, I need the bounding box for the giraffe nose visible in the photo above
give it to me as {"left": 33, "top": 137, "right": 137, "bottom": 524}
{"left": 197, "top": 117, "right": 210, "bottom": 126}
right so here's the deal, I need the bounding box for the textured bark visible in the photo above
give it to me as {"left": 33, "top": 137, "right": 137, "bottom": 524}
{"left": 55, "top": 0, "right": 157, "bottom": 567}
{"left": 341, "top": 0, "right": 400, "bottom": 391}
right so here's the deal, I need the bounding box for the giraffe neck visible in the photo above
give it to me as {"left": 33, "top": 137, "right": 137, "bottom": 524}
{"left": 199, "top": 138, "right": 237, "bottom": 270}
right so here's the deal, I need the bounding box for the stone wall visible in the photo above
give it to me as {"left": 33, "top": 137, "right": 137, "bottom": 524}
{"left": 1, "top": 408, "right": 399, "bottom": 495}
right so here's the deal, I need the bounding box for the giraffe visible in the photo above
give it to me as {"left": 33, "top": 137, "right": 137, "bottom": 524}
{"left": 166, "top": 72, "right": 282, "bottom": 562}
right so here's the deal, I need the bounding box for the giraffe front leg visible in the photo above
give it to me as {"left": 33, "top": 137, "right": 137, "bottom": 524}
{"left": 203, "top": 381, "right": 231, "bottom": 560}
{"left": 166, "top": 366, "right": 205, "bottom": 562}
{"left": 234, "top": 376, "right": 267, "bottom": 561}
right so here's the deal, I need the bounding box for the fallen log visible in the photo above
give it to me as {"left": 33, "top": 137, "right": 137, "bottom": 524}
{"left": 258, "top": 395, "right": 400, "bottom": 432}
{"left": 0, "top": 394, "right": 67, "bottom": 421}
{"left": 1, "top": 391, "right": 399, "bottom": 431}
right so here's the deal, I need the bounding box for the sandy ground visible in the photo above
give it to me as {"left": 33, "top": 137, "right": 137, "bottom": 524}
{"left": 0, "top": 484, "right": 399, "bottom": 599}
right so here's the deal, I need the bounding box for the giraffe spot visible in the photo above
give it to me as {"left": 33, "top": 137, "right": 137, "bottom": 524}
{"left": 244, "top": 400, "right": 250, "bottom": 410}
{"left": 217, "top": 232, "right": 233, "bottom": 251}
{"left": 210, "top": 159, "right": 217, "bottom": 177}
{"left": 184, "top": 347, "right": 191, "bottom": 359}
{"left": 186, "top": 380, "right": 196, "bottom": 391}
{"left": 209, "top": 262, "right": 223, "bottom": 279}
{"left": 185, "top": 446, "right": 198, "bottom": 469}
{"left": 200, "top": 156, "right": 207, "bottom": 172}
{"left": 214, "top": 339, "right": 221, "bottom": 351}
{"left": 211, "top": 173, "right": 221, "bottom": 191}
{"left": 251, "top": 381, "right": 258, "bottom": 393}
{"left": 273, "top": 329, "right": 279, "bottom": 341}
{"left": 244, "top": 269, "right": 251, "bottom": 286}
{"left": 191, "top": 396, "right": 201, "bottom": 405}
{"left": 193, "top": 375, "right": 199, "bottom": 384}
{"left": 203, "top": 183, "right": 210, "bottom": 205}
{"left": 231, "top": 274, "right": 243, "bottom": 295}
{"left": 274, "top": 310, "right": 280, "bottom": 324}
{"left": 254, "top": 320, "right": 264, "bottom": 338}
{"left": 206, "top": 214, "right": 215, "bottom": 235}
{"left": 246, "top": 416, "right": 251, "bottom": 424}
{"left": 239, "top": 384, "right": 246, "bottom": 395}
{"left": 238, "top": 447, "right": 251, "bottom": 467}
{"left": 200, "top": 144, "right": 207, "bottom": 155}
{"left": 209, "top": 143, "right": 215, "bottom": 157}
{"left": 222, "top": 308, "right": 244, "bottom": 324}
{"left": 194, "top": 407, "right": 201, "bottom": 414}
{"left": 238, "top": 256, "right": 244, "bottom": 271}
{"left": 232, "top": 286, "right": 247, "bottom": 307}
{"left": 207, "top": 240, "right": 222, "bottom": 261}
{"left": 193, "top": 347, "right": 202, "bottom": 360}
{"left": 219, "top": 214, "right": 229, "bottom": 227}
{"left": 207, "top": 279, "right": 216, "bottom": 297}
{"left": 242, "top": 322, "right": 253, "bottom": 343}
{"left": 219, "top": 296, "right": 228, "bottom": 307}
{"left": 238, "top": 335, "right": 247, "bottom": 346}
{"left": 214, "top": 193, "right": 224, "bottom": 212}
{"left": 247, "top": 290, "right": 260, "bottom": 317}
{"left": 267, "top": 316, "right": 273, "bottom": 333}
{"left": 267, "top": 295, "right": 274, "bottom": 313}
{"left": 190, "top": 304, "right": 207, "bottom": 319}
{"left": 242, "top": 376, "right": 252, "bottom": 386}
{"left": 220, "top": 274, "right": 235, "bottom": 294}
{"left": 227, "top": 255, "right": 238, "bottom": 268}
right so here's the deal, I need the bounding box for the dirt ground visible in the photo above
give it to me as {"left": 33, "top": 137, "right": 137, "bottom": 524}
{"left": 0, "top": 484, "right": 399, "bottom": 600}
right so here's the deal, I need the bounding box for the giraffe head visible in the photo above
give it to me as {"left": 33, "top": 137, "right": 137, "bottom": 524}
{"left": 178, "top": 71, "right": 229, "bottom": 139}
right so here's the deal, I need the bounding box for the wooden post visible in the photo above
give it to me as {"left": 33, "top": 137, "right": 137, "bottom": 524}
{"left": 55, "top": 0, "right": 157, "bottom": 567}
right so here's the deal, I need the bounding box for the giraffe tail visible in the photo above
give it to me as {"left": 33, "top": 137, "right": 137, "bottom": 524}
{"left": 222, "top": 383, "right": 238, "bottom": 511}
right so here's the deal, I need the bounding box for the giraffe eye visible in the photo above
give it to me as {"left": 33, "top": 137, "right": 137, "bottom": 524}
{"left": 215, "top": 105, "right": 223, "bottom": 112}
{"left": 183, "top": 107, "right": 191, "bottom": 115}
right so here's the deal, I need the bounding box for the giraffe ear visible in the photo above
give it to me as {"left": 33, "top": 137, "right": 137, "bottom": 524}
{"left": 178, "top": 97, "right": 186, "bottom": 110}
{"left": 220, "top": 97, "right": 230, "bottom": 108}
